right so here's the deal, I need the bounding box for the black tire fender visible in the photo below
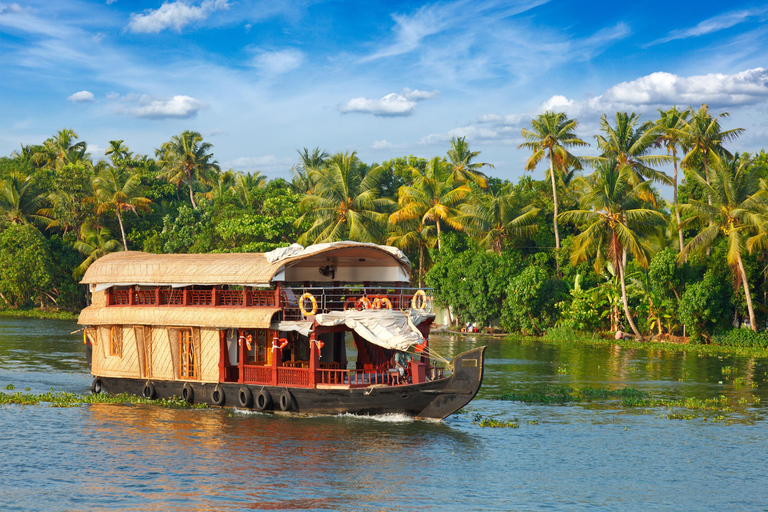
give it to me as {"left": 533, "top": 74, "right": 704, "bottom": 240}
{"left": 211, "top": 385, "right": 226, "bottom": 406}
{"left": 142, "top": 381, "right": 157, "bottom": 399}
{"left": 255, "top": 389, "right": 272, "bottom": 411}
{"left": 279, "top": 390, "right": 293, "bottom": 411}
{"left": 181, "top": 383, "right": 194, "bottom": 404}
{"left": 238, "top": 386, "right": 253, "bottom": 408}
{"left": 91, "top": 378, "right": 104, "bottom": 394}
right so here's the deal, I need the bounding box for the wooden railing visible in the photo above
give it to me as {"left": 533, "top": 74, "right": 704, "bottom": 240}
{"left": 189, "top": 290, "right": 212, "bottom": 305}
{"left": 276, "top": 367, "right": 310, "bottom": 386}
{"left": 107, "top": 286, "right": 280, "bottom": 308}
{"left": 218, "top": 290, "right": 243, "bottom": 306}
{"left": 112, "top": 289, "right": 130, "bottom": 305}
{"left": 161, "top": 289, "right": 184, "bottom": 305}
{"left": 242, "top": 365, "right": 272, "bottom": 384}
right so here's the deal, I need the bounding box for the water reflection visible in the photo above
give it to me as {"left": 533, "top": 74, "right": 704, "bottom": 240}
{"left": 3, "top": 320, "right": 768, "bottom": 510}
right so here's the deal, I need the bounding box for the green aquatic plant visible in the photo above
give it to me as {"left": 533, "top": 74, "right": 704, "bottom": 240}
{"left": 0, "top": 388, "right": 208, "bottom": 409}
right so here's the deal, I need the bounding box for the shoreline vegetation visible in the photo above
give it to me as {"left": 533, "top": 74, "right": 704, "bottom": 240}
{"left": 0, "top": 308, "right": 79, "bottom": 321}
{"left": 2, "top": 106, "right": 768, "bottom": 349}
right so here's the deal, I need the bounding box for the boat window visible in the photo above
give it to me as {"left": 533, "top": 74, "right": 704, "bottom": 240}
{"left": 180, "top": 329, "right": 197, "bottom": 379}
{"left": 109, "top": 326, "right": 122, "bottom": 357}
{"left": 245, "top": 329, "right": 272, "bottom": 365}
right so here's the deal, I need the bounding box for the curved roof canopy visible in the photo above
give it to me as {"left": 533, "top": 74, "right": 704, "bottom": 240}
{"left": 80, "top": 242, "right": 411, "bottom": 287}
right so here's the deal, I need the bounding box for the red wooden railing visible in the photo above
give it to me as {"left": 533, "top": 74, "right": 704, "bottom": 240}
{"left": 134, "top": 290, "right": 157, "bottom": 305}
{"left": 161, "top": 289, "right": 184, "bottom": 305}
{"left": 189, "top": 290, "right": 212, "bottom": 305}
{"left": 276, "top": 367, "right": 310, "bottom": 386}
{"left": 242, "top": 365, "right": 272, "bottom": 384}
{"left": 218, "top": 290, "right": 243, "bottom": 306}
{"left": 112, "top": 289, "right": 130, "bottom": 305}
{"left": 251, "top": 290, "right": 276, "bottom": 307}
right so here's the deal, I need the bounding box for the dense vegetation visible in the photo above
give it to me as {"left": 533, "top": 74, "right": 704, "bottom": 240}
{"left": 2, "top": 105, "right": 768, "bottom": 344}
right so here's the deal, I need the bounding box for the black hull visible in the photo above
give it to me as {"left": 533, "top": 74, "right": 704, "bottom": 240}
{"left": 92, "top": 347, "right": 485, "bottom": 420}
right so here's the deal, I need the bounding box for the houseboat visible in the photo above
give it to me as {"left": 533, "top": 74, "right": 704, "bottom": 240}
{"left": 78, "top": 242, "right": 484, "bottom": 420}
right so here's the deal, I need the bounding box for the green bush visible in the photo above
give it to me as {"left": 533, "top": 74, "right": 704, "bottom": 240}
{"left": 712, "top": 329, "right": 768, "bottom": 348}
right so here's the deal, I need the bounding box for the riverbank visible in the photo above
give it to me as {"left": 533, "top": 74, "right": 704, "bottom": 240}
{"left": 448, "top": 326, "right": 768, "bottom": 359}
{"left": 0, "top": 308, "right": 79, "bottom": 321}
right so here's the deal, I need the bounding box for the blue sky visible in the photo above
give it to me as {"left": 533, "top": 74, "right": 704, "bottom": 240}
{"left": 0, "top": 0, "right": 767, "bottom": 186}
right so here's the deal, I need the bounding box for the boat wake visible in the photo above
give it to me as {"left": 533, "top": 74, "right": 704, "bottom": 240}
{"left": 336, "top": 412, "right": 415, "bottom": 423}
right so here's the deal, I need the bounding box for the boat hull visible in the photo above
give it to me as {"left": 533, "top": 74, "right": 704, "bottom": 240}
{"left": 92, "top": 346, "right": 485, "bottom": 420}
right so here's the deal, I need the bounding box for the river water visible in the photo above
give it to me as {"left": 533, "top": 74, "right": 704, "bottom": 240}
{"left": 2, "top": 317, "right": 768, "bottom": 511}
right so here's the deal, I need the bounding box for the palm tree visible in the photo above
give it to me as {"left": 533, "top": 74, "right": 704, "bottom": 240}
{"left": 518, "top": 111, "right": 589, "bottom": 254}
{"left": 459, "top": 184, "right": 540, "bottom": 254}
{"left": 73, "top": 223, "right": 122, "bottom": 278}
{"left": 655, "top": 107, "right": 690, "bottom": 251}
{"left": 156, "top": 131, "right": 219, "bottom": 209}
{"left": 291, "top": 147, "right": 328, "bottom": 194}
{"left": 560, "top": 159, "right": 666, "bottom": 339}
{"left": 588, "top": 112, "right": 673, "bottom": 186}
{"left": 0, "top": 173, "right": 48, "bottom": 226}
{"left": 33, "top": 128, "right": 89, "bottom": 171}
{"left": 675, "top": 104, "right": 744, "bottom": 205}
{"left": 233, "top": 171, "right": 267, "bottom": 207}
{"left": 680, "top": 155, "right": 763, "bottom": 332}
{"left": 389, "top": 157, "right": 471, "bottom": 252}
{"left": 92, "top": 160, "right": 151, "bottom": 251}
{"left": 296, "top": 151, "right": 392, "bottom": 243}
{"left": 447, "top": 136, "right": 492, "bottom": 188}
{"left": 386, "top": 219, "right": 436, "bottom": 287}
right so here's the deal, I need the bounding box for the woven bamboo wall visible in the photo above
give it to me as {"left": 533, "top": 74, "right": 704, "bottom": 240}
{"left": 151, "top": 328, "right": 174, "bottom": 380}
{"left": 92, "top": 326, "right": 141, "bottom": 379}
{"left": 199, "top": 329, "right": 219, "bottom": 383}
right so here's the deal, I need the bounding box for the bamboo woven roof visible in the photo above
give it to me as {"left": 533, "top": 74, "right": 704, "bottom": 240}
{"left": 80, "top": 243, "right": 410, "bottom": 286}
{"left": 78, "top": 305, "right": 281, "bottom": 329}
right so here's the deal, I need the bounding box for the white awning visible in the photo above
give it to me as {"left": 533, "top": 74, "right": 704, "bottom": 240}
{"left": 315, "top": 309, "right": 431, "bottom": 351}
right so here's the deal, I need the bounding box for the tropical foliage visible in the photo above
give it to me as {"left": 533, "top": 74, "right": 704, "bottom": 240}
{"left": 2, "top": 104, "right": 768, "bottom": 346}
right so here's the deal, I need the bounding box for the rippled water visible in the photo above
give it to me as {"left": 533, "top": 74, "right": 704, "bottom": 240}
{"left": 2, "top": 318, "right": 768, "bottom": 511}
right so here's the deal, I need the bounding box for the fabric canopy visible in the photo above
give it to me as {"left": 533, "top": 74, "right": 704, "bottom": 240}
{"left": 265, "top": 241, "right": 411, "bottom": 268}
{"left": 315, "top": 309, "right": 431, "bottom": 351}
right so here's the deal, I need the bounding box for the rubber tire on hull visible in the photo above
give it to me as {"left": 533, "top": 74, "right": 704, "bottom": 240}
{"left": 91, "top": 378, "right": 104, "bottom": 394}
{"left": 211, "top": 386, "right": 225, "bottom": 406}
{"left": 182, "top": 383, "right": 194, "bottom": 404}
{"left": 142, "top": 381, "right": 157, "bottom": 399}
{"left": 279, "top": 390, "right": 293, "bottom": 411}
{"left": 255, "top": 389, "right": 272, "bottom": 411}
{"left": 238, "top": 387, "right": 253, "bottom": 408}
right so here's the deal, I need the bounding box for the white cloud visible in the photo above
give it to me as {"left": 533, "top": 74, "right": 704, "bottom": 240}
{"left": 646, "top": 7, "right": 768, "bottom": 47}
{"left": 421, "top": 124, "right": 516, "bottom": 145}
{"left": 371, "top": 139, "right": 394, "bottom": 150}
{"left": 0, "top": 3, "right": 24, "bottom": 15}
{"left": 67, "top": 90, "right": 94, "bottom": 102}
{"left": 126, "top": 95, "right": 205, "bottom": 119}
{"left": 251, "top": 49, "right": 304, "bottom": 76}
{"left": 106, "top": 91, "right": 120, "bottom": 100}
{"left": 341, "top": 88, "right": 439, "bottom": 117}
{"left": 106, "top": 0, "right": 117, "bottom": 4}
{"left": 128, "top": 0, "right": 230, "bottom": 34}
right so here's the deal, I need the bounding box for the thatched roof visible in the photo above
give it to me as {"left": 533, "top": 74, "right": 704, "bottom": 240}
{"left": 78, "top": 305, "right": 281, "bottom": 329}
{"left": 80, "top": 242, "right": 410, "bottom": 286}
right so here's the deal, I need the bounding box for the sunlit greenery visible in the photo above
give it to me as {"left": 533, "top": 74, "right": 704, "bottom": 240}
{"left": 1, "top": 104, "right": 768, "bottom": 346}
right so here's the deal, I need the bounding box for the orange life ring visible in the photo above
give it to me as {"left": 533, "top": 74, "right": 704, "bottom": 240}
{"left": 300, "top": 292, "right": 318, "bottom": 316}
{"left": 374, "top": 297, "right": 392, "bottom": 309}
{"left": 412, "top": 289, "right": 427, "bottom": 310}
{"left": 357, "top": 297, "right": 372, "bottom": 310}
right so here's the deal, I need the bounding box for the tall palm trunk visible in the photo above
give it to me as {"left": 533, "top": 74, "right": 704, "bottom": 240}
{"left": 671, "top": 147, "right": 684, "bottom": 252}
{"left": 418, "top": 243, "right": 424, "bottom": 288}
{"left": 116, "top": 208, "right": 128, "bottom": 251}
{"left": 737, "top": 253, "right": 757, "bottom": 332}
{"left": 436, "top": 218, "right": 442, "bottom": 252}
{"left": 548, "top": 148, "right": 561, "bottom": 276}
{"left": 186, "top": 167, "right": 198, "bottom": 209}
{"left": 619, "top": 248, "right": 643, "bottom": 340}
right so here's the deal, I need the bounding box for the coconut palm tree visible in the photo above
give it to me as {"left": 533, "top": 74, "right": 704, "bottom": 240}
{"left": 156, "top": 131, "right": 219, "bottom": 209}
{"left": 560, "top": 159, "right": 666, "bottom": 340}
{"left": 655, "top": 107, "right": 690, "bottom": 251}
{"left": 446, "top": 136, "right": 492, "bottom": 188}
{"left": 33, "top": 128, "right": 89, "bottom": 171}
{"left": 588, "top": 112, "right": 673, "bottom": 186}
{"left": 234, "top": 171, "right": 267, "bottom": 207}
{"left": 459, "top": 184, "right": 540, "bottom": 254}
{"left": 291, "top": 147, "right": 328, "bottom": 194}
{"left": 0, "top": 173, "right": 48, "bottom": 226}
{"left": 73, "top": 223, "right": 122, "bottom": 278}
{"left": 92, "top": 160, "right": 151, "bottom": 251}
{"left": 518, "top": 111, "right": 588, "bottom": 253}
{"left": 296, "top": 151, "right": 392, "bottom": 244}
{"left": 389, "top": 157, "right": 471, "bottom": 252}
{"left": 680, "top": 154, "right": 764, "bottom": 332}
{"left": 675, "top": 105, "right": 744, "bottom": 206}
{"left": 386, "top": 219, "right": 436, "bottom": 288}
